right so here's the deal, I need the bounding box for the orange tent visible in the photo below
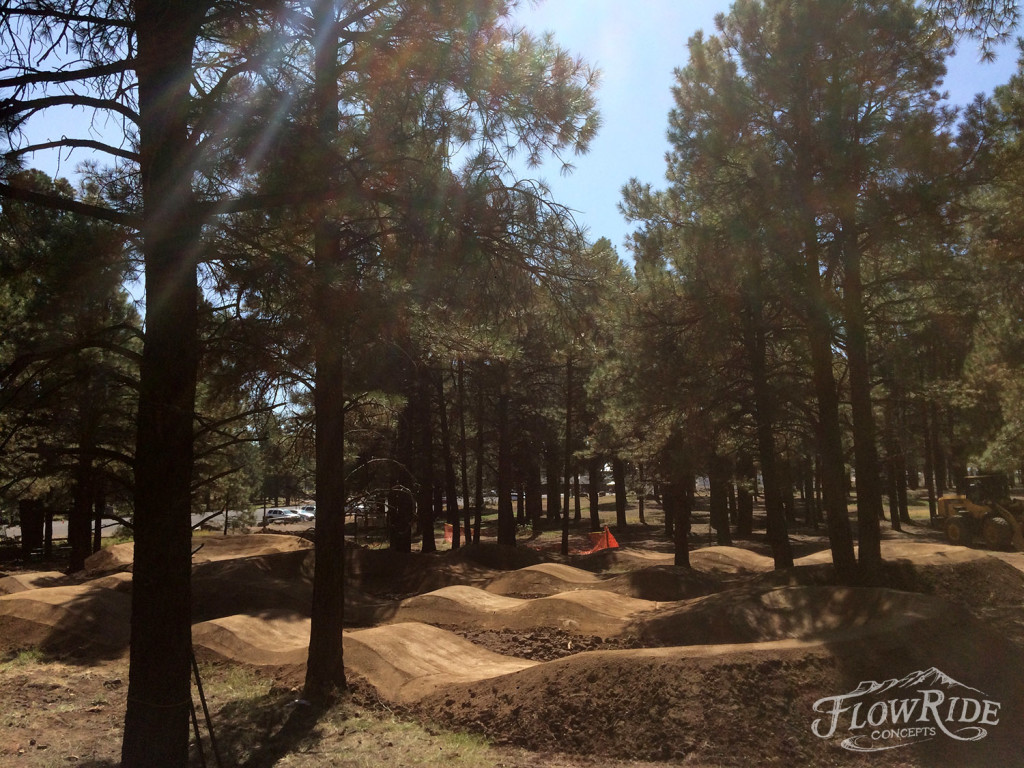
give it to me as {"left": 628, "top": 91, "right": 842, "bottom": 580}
{"left": 581, "top": 526, "right": 619, "bottom": 555}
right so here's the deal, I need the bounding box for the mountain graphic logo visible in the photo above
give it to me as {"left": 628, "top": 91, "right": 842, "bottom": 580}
{"left": 811, "top": 667, "right": 1001, "bottom": 753}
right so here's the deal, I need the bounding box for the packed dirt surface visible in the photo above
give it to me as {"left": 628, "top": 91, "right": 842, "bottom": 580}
{"left": 82, "top": 532, "right": 312, "bottom": 575}
{"left": 3, "top": 521, "right": 1024, "bottom": 766}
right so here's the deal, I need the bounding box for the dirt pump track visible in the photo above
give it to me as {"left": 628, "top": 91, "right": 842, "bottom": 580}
{"left": 2, "top": 531, "right": 1024, "bottom": 766}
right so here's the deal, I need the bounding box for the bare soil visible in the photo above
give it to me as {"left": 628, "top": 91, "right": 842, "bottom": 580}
{"left": 2, "top": 508, "right": 1024, "bottom": 767}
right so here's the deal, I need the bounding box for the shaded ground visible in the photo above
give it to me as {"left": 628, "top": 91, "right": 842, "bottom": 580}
{"left": 2, "top": 507, "right": 1024, "bottom": 766}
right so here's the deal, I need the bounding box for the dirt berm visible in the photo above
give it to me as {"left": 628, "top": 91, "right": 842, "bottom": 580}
{"left": 414, "top": 582, "right": 1024, "bottom": 768}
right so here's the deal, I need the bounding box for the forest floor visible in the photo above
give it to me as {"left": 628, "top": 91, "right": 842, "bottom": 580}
{"left": 2, "top": 498, "right": 1024, "bottom": 767}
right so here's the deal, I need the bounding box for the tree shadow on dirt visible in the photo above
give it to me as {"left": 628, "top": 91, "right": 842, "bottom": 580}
{"left": 0, "top": 575, "right": 131, "bottom": 664}
{"left": 207, "top": 686, "right": 325, "bottom": 768}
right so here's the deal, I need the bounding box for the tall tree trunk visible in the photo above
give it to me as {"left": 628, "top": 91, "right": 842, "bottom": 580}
{"left": 744, "top": 306, "right": 792, "bottom": 567}
{"left": 573, "top": 472, "right": 582, "bottom": 522}
{"left": 69, "top": 437, "right": 94, "bottom": 571}
{"left": 437, "top": 370, "right": 460, "bottom": 548}
{"left": 474, "top": 381, "right": 484, "bottom": 544}
{"left": 896, "top": 450, "right": 910, "bottom": 524}
{"left": 663, "top": 483, "right": 684, "bottom": 567}
{"left": 416, "top": 373, "right": 436, "bottom": 553}
{"left": 561, "top": 355, "right": 572, "bottom": 556}
{"left": 922, "top": 402, "right": 938, "bottom": 521}
{"left": 389, "top": 402, "right": 415, "bottom": 552}
{"left": 793, "top": 86, "right": 857, "bottom": 582}
{"left": 546, "top": 438, "right": 561, "bottom": 523}
{"left": 18, "top": 499, "right": 43, "bottom": 556}
{"left": 802, "top": 457, "right": 817, "bottom": 527}
{"left": 667, "top": 470, "right": 694, "bottom": 568}
{"left": 613, "top": 458, "right": 627, "bottom": 529}
{"left": 121, "top": 5, "right": 205, "bottom": 764}
{"left": 663, "top": 487, "right": 674, "bottom": 536}
{"left": 388, "top": 490, "right": 414, "bottom": 553}
{"left": 43, "top": 508, "right": 53, "bottom": 559}
{"left": 930, "top": 402, "right": 947, "bottom": 494}
{"left": 709, "top": 455, "right": 732, "bottom": 546}
{"left": 780, "top": 460, "right": 796, "bottom": 524}
{"left": 304, "top": 0, "right": 347, "bottom": 705}
{"left": 736, "top": 454, "right": 754, "bottom": 539}
{"left": 496, "top": 381, "right": 515, "bottom": 547}
{"left": 457, "top": 360, "right": 472, "bottom": 545}
{"left": 906, "top": 459, "right": 920, "bottom": 490}
{"left": 526, "top": 457, "right": 543, "bottom": 535}
{"left": 884, "top": 399, "right": 902, "bottom": 532}
{"left": 93, "top": 478, "right": 105, "bottom": 553}
{"left": 637, "top": 462, "right": 646, "bottom": 525}
{"left": 805, "top": 298, "right": 857, "bottom": 582}
{"left": 588, "top": 455, "right": 602, "bottom": 532}
{"left": 841, "top": 231, "right": 883, "bottom": 580}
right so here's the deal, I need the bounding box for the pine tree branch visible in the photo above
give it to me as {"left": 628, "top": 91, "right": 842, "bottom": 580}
{"left": 1, "top": 94, "right": 140, "bottom": 126}
{"left": 0, "top": 181, "right": 139, "bottom": 226}
{"left": 0, "top": 59, "right": 136, "bottom": 89}
{"left": 0, "top": 8, "right": 133, "bottom": 28}
{"left": 5, "top": 138, "right": 138, "bottom": 162}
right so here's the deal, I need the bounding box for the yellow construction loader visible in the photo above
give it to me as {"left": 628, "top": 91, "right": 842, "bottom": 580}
{"left": 937, "top": 475, "right": 1024, "bottom": 551}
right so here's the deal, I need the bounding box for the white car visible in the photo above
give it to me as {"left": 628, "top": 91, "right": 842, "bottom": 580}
{"left": 263, "top": 508, "right": 301, "bottom": 524}
{"left": 295, "top": 506, "right": 316, "bottom": 521}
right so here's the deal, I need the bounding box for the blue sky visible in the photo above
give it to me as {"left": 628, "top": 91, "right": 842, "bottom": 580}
{"left": 511, "top": 0, "right": 1022, "bottom": 257}
{"left": 21, "top": 0, "right": 1021, "bottom": 259}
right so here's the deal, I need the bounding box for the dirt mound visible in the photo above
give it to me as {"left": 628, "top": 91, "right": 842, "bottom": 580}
{"left": 740, "top": 546, "right": 1024, "bottom": 650}
{"left": 343, "top": 621, "right": 538, "bottom": 704}
{"left": 0, "top": 571, "right": 73, "bottom": 594}
{"left": 485, "top": 563, "right": 603, "bottom": 596}
{"left": 417, "top": 601, "right": 1024, "bottom": 766}
{"left": 880, "top": 553, "right": 1024, "bottom": 649}
{"left": 444, "top": 541, "right": 549, "bottom": 571}
{"left": 689, "top": 545, "right": 774, "bottom": 574}
{"left": 570, "top": 547, "right": 674, "bottom": 572}
{"left": 191, "top": 610, "right": 311, "bottom": 666}
{"left": 391, "top": 585, "right": 658, "bottom": 636}
{"left": 8, "top": 533, "right": 1024, "bottom": 767}
{"left": 83, "top": 533, "right": 311, "bottom": 575}
{"left": 791, "top": 539, "right": 993, "bottom": 568}
{"left": 191, "top": 550, "right": 314, "bottom": 623}
{"left": 601, "top": 564, "right": 723, "bottom": 601}
{"left": 630, "top": 585, "right": 949, "bottom": 647}
{"left": 485, "top": 562, "right": 721, "bottom": 602}
{"left": 347, "top": 546, "right": 497, "bottom": 598}
{"left": 0, "top": 573, "right": 132, "bottom": 657}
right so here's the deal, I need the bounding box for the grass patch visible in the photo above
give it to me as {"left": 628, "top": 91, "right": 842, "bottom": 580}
{"left": 206, "top": 678, "right": 502, "bottom": 768}
{"left": 0, "top": 647, "right": 45, "bottom": 670}
{"left": 102, "top": 527, "right": 133, "bottom": 547}
{"left": 310, "top": 708, "right": 498, "bottom": 768}
{"left": 200, "top": 663, "right": 273, "bottom": 704}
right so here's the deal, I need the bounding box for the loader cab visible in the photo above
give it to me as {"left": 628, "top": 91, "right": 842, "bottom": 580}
{"left": 964, "top": 475, "right": 1009, "bottom": 505}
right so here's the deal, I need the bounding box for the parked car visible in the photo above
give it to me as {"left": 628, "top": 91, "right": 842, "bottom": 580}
{"left": 263, "top": 508, "right": 301, "bottom": 524}
{"left": 295, "top": 506, "right": 316, "bottom": 521}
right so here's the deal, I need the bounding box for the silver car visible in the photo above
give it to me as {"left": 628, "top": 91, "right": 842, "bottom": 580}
{"left": 264, "top": 508, "right": 302, "bottom": 524}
